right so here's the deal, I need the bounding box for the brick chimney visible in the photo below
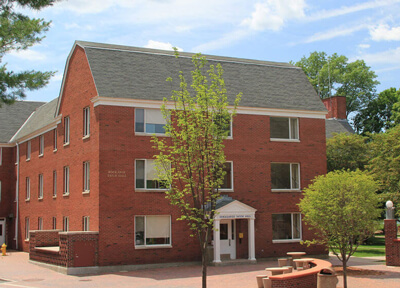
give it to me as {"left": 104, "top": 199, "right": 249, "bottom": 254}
{"left": 322, "top": 96, "right": 347, "bottom": 119}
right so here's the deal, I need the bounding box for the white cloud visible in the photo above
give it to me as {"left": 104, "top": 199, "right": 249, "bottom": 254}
{"left": 64, "top": 23, "right": 94, "bottom": 31}
{"left": 192, "top": 29, "right": 249, "bottom": 53}
{"left": 241, "top": 0, "right": 306, "bottom": 31}
{"left": 308, "top": 0, "right": 400, "bottom": 21}
{"left": 358, "top": 44, "right": 371, "bottom": 49}
{"left": 9, "top": 49, "right": 46, "bottom": 61}
{"left": 52, "top": 73, "right": 64, "bottom": 82}
{"left": 370, "top": 24, "right": 400, "bottom": 41}
{"left": 303, "top": 24, "right": 367, "bottom": 43}
{"left": 144, "top": 40, "right": 183, "bottom": 52}
{"left": 356, "top": 46, "right": 400, "bottom": 65}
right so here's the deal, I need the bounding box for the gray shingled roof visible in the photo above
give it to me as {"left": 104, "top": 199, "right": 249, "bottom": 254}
{"left": 0, "top": 101, "right": 45, "bottom": 143}
{"left": 325, "top": 119, "right": 355, "bottom": 138}
{"left": 77, "top": 41, "right": 327, "bottom": 112}
{"left": 12, "top": 98, "right": 58, "bottom": 141}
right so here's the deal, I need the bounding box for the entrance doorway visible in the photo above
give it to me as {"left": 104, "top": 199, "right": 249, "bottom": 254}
{"left": 220, "top": 219, "right": 236, "bottom": 260}
{"left": 0, "top": 219, "right": 5, "bottom": 245}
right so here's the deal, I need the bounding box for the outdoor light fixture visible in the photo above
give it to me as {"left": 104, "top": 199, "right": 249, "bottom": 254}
{"left": 386, "top": 200, "right": 395, "bottom": 219}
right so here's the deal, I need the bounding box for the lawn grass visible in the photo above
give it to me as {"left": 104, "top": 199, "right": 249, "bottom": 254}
{"left": 330, "top": 235, "right": 387, "bottom": 258}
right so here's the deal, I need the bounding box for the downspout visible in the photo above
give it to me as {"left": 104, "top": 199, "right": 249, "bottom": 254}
{"left": 15, "top": 143, "right": 19, "bottom": 250}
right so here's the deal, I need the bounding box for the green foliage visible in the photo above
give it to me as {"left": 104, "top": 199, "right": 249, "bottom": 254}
{"left": 292, "top": 51, "right": 379, "bottom": 117}
{"left": 299, "top": 170, "right": 380, "bottom": 288}
{"left": 326, "top": 133, "right": 369, "bottom": 172}
{"left": 354, "top": 87, "right": 400, "bottom": 134}
{"left": 0, "top": 0, "right": 56, "bottom": 106}
{"left": 152, "top": 50, "right": 241, "bottom": 288}
{"left": 368, "top": 125, "right": 400, "bottom": 208}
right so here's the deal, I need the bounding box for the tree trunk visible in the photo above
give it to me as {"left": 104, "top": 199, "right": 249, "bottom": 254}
{"left": 202, "top": 249, "right": 207, "bottom": 288}
{"left": 342, "top": 260, "right": 347, "bottom": 288}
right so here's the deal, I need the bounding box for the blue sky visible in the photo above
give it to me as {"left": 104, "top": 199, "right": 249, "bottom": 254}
{"left": 4, "top": 0, "right": 400, "bottom": 103}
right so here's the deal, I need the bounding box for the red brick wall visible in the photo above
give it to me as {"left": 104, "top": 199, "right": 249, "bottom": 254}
{"left": 271, "top": 274, "right": 317, "bottom": 288}
{"left": 0, "top": 147, "right": 16, "bottom": 248}
{"left": 322, "top": 96, "right": 347, "bottom": 119}
{"left": 18, "top": 46, "right": 100, "bottom": 252}
{"left": 385, "top": 219, "right": 400, "bottom": 266}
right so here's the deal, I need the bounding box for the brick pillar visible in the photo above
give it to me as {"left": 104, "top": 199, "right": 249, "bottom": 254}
{"left": 384, "top": 219, "right": 400, "bottom": 266}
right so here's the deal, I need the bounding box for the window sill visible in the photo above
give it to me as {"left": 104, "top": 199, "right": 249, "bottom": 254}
{"left": 272, "top": 239, "right": 302, "bottom": 244}
{"left": 135, "top": 132, "right": 168, "bottom": 137}
{"left": 38, "top": 154, "right": 43, "bottom": 158}
{"left": 270, "top": 138, "right": 300, "bottom": 142}
{"left": 25, "top": 198, "right": 30, "bottom": 202}
{"left": 135, "top": 189, "right": 168, "bottom": 192}
{"left": 63, "top": 142, "right": 70, "bottom": 147}
{"left": 25, "top": 239, "right": 30, "bottom": 242}
{"left": 219, "top": 189, "right": 234, "bottom": 192}
{"left": 38, "top": 197, "right": 43, "bottom": 201}
{"left": 52, "top": 196, "right": 57, "bottom": 199}
{"left": 26, "top": 158, "right": 30, "bottom": 162}
{"left": 82, "top": 135, "right": 90, "bottom": 140}
{"left": 82, "top": 190, "right": 90, "bottom": 195}
{"left": 271, "top": 189, "right": 301, "bottom": 193}
{"left": 135, "top": 245, "right": 172, "bottom": 250}
{"left": 53, "top": 149, "right": 57, "bottom": 153}
{"left": 63, "top": 193, "right": 70, "bottom": 197}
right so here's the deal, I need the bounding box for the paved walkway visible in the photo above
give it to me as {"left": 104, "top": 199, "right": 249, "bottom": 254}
{"left": 0, "top": 251, "right": 399, "bottom": 287}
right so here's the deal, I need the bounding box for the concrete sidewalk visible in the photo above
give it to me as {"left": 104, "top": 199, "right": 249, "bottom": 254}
{"left": 0, "top": 251, "right": 399, "bottom": 288}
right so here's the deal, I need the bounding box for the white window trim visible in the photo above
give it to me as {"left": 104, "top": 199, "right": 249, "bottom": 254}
{"left": 83, "top": 107, "right": 90, "bottom": 138}
{"left": 63, "top": 166, "right": 70, "bottom": 195}
{"left": 270, "top": 117, "right": 300, "bottom": 141}
{"left": 272, "top": 213, "right": 302, "bottom": 243}
{"left": 83, "top": 161, "right": 90, "bottom": 193}
{"left": 0, "top": 147, "right": 2, "bottom": 166}
{"left": 135, "top": 159, "right": 169, "bottom": 192}
{"left": 134, "top": 215, "right": 172, "bottom": 249}
{"left": 52, "top": 217, "right": 57, "bottom": 230}
{"left": 271, "top": 162, "right": 301, "bottom": 192}
{"left": 53, "top": 170, "right": 57, "bottom": 198}
{"left": 39, "top": 135, "right": 44, "bottom": 157}
{"left": 38, "top": 174, "right": 43, "bottom": 199}
{"left": 38, "top": 217, "right": 43, "bottom": 230}
{"left": 25, "top": 217, "right": 30, "bottom": 240}
{"left": 26, "top": 141, "right": 31, "bottom": 161}
{"left": 63, "top": 216, "right": 69, "bottom": 232}
{"left": 64, "top": 117, "right": 70, "bottom": 145}
{"left": 26, "top": 177, "right": 30, "bottom": 200}
{"left": 219, "top": 161, "right": 234, "bottom": 192}
{"left": 83, "top": 216, "right": 90, "bottom": 231}
{"left": 135, "top": 108, "right": 167, "bottom": 136}
{"left": 53, "top": 129, "right": 57, "bottom": 152}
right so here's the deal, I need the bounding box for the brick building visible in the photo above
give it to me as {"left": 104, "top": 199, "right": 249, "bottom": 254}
{"left": 0, "top": 41, "right": 349, "bottom": 269}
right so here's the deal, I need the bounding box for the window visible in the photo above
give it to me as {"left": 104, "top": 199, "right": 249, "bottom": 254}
{"left": 135, "top": 216, "right": 171, "bottom": 247}
{"left": 0, "top": 147, "right": 2, "bottom": 166}
{"left": 64, "top": 117, "right": 70, "bottom": 144}
{"left": 83, "top": 216, "right": 90, "bottom": 231}
{"left": 0, "top": 181, "right": 1, "bottom": 202}
{"left": 26, "top": 141, "right": 31, "bottom": 160}
{"left": 38, "top": 217, "right": 43, "bottom": 230}
{"left": 135, "top": 108, "right": 166, "bottom": 134}
{"left": 26, "top": 177, "right": 30, "bottom": 200}
{"left": 63, "top": 216, "right": 69, "bottom": 232}
{"left": 214, "top": 113, "right": 232, "bottom": 137}
{"left": 63, "top": 166, "right": 69, "bottom": 195}
{"left": 54, "top": 129, "right": 57, "bottom": 151}
{"left": 38, "top": 174, "right": 43, "bottom": 199}
{"left": 83, "top": 161, "right": 90, "bottom": 192}
{"left": 271, "top": 163, "right": 300, "bottom": 191}
{"left": 83, "top": 107, "right": 90, "bottom": 137}
{"left": 272, "top": 213, "right": 301, "bottom": 241}
{"left": 39, "top": 135, "right": 44, "bottom": 156}
{"left": 135, "top": 159, "right": 168, "bottom": 190}
{"left": 53, "top": 171, "right": 57, "bottom": 197}
{"left": 52, "top": 217, "right": 57, "bottom": 230}
{"left": 220, "top": 162, "right": 233, "bottom": 190}
{"left": 270, "top": 117, "right": 298, "bottom": 140}
{"left": 25, "top": 217, "right": 30, "bottom": 240}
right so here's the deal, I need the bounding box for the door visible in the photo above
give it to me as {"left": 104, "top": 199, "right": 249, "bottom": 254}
{"left": 0, "top": 219, "right": 6, "bottom": 245}
{"left": 220, "top": 219, "right": 236, "bottom": 260}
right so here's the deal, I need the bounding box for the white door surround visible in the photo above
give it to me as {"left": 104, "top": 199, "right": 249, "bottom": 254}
{"left": 220, "top": 219, "right": 236, "bottom": 259}
{"left": 213, "top": 199, "right": 257, "bottom": 263}
{"left": 0, "top": 219, "right": 6, "bottom": 245}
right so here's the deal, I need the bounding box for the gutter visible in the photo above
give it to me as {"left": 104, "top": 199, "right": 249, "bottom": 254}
{"left": 15, "top": 143, "right": 19, "bottom": 249}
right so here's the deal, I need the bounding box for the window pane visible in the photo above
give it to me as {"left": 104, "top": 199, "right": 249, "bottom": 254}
{"left": 270, "top": 117, "right": 289, "bottom": 139}
{"left": 220, "top": 224, "right": 228, "bottom": 240}
{"left": 135, "top": 216, "right": 145, "bottom": 245}
{"left": 290, "top": 118, "right": 298, "bottom": 139}
{"left": 136, "top": 160, "right": 145, "bottom": 188}
{"left": 221, "top": 162, "right": 232, "bottom": 189}
{"left": 271, "top": 163, "right": 291, "bottom": 189}
{"left": 135, "top": 109, "right": 144, "bottom": 132}
{"left": 145, "top": 216, "right": 170, "bottom": 245}
{"left": 292, "top": 214, "right": 301, "bottom": 239}
{"left": 215, "top": 114, "right": 231, "bottom": 137}
{"left": 272, "top": 214, "right": 292, "bottom": 240}
{"left": 291, "top": 164, "right": 299, "bottom": 189}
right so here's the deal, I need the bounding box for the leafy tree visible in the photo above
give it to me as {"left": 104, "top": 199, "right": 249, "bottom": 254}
{"left": 152, "top": 50, "right": 241, "bottom": 288}
{"left": 0, "top": 0, "right": 55, "bottom": 106}
{"left": 292, "top": 52, "right": 379, "bottom": 117}
{"left": 326, "top": 133, "right": 369, "bottom": 172}
{"left": 368, "top": 125, "right": 400, "bottom": 209}
{"left": 354, "top": 87, "right": 400, "bottom": 134}
{"left": 390, "top": 89, "right": 400, "bottom": 125}
{"left": 299, "top": 170, "right": 380, "bottom": 288}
